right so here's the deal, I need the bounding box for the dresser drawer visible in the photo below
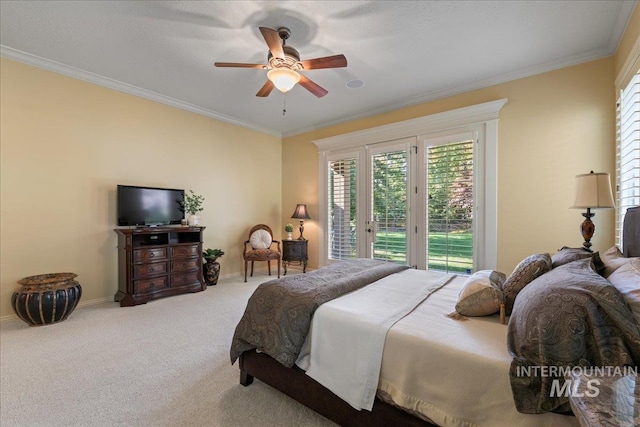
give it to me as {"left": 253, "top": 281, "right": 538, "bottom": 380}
{"left": 133, "top": 261, "right": 168, "bottom": 279}
{"left": 171, "top": 258, "right": 199, "bottom": 273}
{"left": 171, "top": 271, "right": 200, "bottom": 287}
{"left": 133, "top": 276, "right": 169, "bottom": 294}
{"left": 133, "top": 247, "right": 168, "bottom": 263}
{"left": 170, "top": 244, "right": 199, "bottom": 259}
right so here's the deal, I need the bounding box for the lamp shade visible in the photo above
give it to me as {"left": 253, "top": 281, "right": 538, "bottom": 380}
{"left": 571, "top": 171, "right": 615, "bottom": 209}
{"left": 267, "top": 68, "right": 300, "bottom": 93}
{"left": 291, "top": 204, "right": 311, "bottom": 220}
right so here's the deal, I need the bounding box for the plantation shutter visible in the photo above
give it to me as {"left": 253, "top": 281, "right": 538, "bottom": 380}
{"left": 371, "top": 150, "right": 408, "bottom": 264}
{"left": 328, "top": 158, "right": 357, "bottom": 260}
{"left": 616, "top": 71, "right": 640, "bottom": 247}
{"left": 426, "top": 140, "right": 474, "bottom": 273}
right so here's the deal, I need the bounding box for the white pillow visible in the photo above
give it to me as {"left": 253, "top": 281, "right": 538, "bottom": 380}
{"left": 249, "top": 229, "right": 272, "bottom": 249}
{"left": 607, "top": 257, "right": 640, "bottom": 326}
{"left": 455, "top": 270, "right": 506, "bottom": 317}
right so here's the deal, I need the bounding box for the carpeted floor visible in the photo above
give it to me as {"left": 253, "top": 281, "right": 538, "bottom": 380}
{"left": 0, "top": 271, "right": 336, "bottom": 427}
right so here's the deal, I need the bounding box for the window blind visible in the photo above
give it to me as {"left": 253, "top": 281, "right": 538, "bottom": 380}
{"left": 616, "top": 72, "right": 640, "bottom": 247}
{"left": 371, "top": 150, "right": 407, "bottom": 264}
{"left": 426, "top": 140, "right": 474, "bottom": 273}
{"left": 328, "top": 158, "right": 357, "bottom": 260}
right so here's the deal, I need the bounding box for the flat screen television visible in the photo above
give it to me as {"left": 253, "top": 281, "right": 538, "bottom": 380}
{"left": 117, "top": 185, "right": 185, "bottom": 226}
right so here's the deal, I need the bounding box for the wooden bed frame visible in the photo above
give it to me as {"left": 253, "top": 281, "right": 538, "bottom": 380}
{"left": 239, "top": 349, "right": 435, "bottom": 426}
{"left": 238, "top": 206, "right": 640, "bottom": 427}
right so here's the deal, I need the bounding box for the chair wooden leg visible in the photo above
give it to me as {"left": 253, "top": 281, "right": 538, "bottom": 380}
{"left": 244, "top": 260, "right": 248, "bottom": 282}
{"left": 251, "top": 261, "right": 254, "bottom": 277}
{"left": 277, "top": 258, "right": 281, "bottom": 278}
{"left": 268, "top": 261, "right": 271, "bottom": 276}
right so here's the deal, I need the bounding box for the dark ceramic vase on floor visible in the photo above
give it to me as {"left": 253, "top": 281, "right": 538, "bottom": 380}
{"left": 203, "top": 261, "right": 220, "bottom": 286}
{"left": 11, "top": 272, "right": 82, "bottom": 326}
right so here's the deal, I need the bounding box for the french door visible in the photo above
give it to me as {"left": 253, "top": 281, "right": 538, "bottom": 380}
{"left": 318, "top": 99, "right": 504, "bottom": 272}
{"left": 325, "top": 133, "right": 478, "bottom": 272}
{"left": 366, "top": 139, "right": 413, "bottom": 264}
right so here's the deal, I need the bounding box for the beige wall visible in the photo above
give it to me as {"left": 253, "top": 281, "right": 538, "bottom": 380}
{"left": 282, "top": 57, "right": 616, "bottom": 275}
{"left": 0, "top": 58, "right": 282, "bottom": 319}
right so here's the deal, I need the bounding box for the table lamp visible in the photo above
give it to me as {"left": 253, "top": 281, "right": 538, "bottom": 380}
{"left": 291, "top": 204, "right": 311, "bottom": 240}
{"left": 570, "top": 171, "right": 615, "bottom": 250}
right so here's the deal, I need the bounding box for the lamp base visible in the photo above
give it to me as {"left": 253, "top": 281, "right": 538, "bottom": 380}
{"left": 580, "top": 208, "right": 595, "bottom": 252}
{"left": 298, "top": 220, "right": 305, "bottom": 240}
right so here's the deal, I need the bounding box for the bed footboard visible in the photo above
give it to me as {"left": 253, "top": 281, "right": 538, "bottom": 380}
{"left": 239, "top": 350, "right": 434, "bottom": 427}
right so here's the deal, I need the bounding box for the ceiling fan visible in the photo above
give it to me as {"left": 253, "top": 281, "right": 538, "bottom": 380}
{"left": 214, "top": 27, "right": 347, "bottom": 98}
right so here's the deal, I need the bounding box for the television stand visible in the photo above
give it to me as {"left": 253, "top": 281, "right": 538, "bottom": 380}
{"left": 114, "top": 226, "right": 206, "bottom": 306}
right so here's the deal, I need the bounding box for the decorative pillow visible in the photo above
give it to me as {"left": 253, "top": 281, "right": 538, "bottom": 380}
{"left": 600, "top": 246, "right": 630, "bottom": 277}
{"left": 502, "top": 253, "right": 552, "bottom": 316}
{"left": 249, "top": 229, "right": 272, "bottom": 249}
{"left": 607, "top": 257, "right": 640, "bottom": 326}
{"left": 551, "top": 246, "right": 604, "bottom": 274}
{"left": 455, "top": 270, "right": 506, "bottom": 317}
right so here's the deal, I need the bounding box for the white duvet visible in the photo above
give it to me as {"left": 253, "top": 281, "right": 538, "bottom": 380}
{"left": 297, "top": 269, "right": 579, "bottom": 427}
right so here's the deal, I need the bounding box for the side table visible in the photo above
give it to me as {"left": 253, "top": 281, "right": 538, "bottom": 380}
{"left": 282, "top": 239, "right": 308, "bottom": 275}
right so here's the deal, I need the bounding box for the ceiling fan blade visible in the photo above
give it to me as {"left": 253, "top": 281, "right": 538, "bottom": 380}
{"left": 214, "top": 62, "right": 265, "bottom": 69}
{"left": 256, "top": 80, "right": 274, "bottom": 97}
{"left": 299, "top": 74, "right": 328, "bottom": 98}
{"left": 300, "top": 54, "right": 347, "bottom": 70}
{"left": 259, "top": 27, "right": 285, "bottom": 59}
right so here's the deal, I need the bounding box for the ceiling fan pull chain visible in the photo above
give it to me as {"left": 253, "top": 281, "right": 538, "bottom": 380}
{"left": 282, "top": 94, "right": 287, "bottom": 116}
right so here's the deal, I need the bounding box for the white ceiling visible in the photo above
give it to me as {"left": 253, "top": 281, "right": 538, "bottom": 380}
{"left": 0, "top": 1, "right": 636, "bottom": 137}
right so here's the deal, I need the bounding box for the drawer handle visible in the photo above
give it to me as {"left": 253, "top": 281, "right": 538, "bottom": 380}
{"left": 150, "top": 253, "right": 155, "bottom": 257}
{"left": 149, "top": 267, "right": 154, "bottom": 272}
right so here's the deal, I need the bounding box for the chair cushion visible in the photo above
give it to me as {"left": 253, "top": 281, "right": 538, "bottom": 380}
{"left": 245, "top": 249, "right": 280, "bottom": 261}
{"left": 250, "top": 229, "right": 272, "bottom": 249}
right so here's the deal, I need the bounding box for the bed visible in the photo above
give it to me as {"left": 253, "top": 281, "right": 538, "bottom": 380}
{"left": 231, "top": 207, "right": 640, "bottom": 427}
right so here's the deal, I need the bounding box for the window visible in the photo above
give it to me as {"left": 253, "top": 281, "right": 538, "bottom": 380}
{"left": 616, "top": 71, "right": 640, "bottom": 247}
{"left": 328, "top": 157, "right": 358, "bottom": 260}
{"left": 426, "top": 139, "right": 474, "bottom": 273}
{"left": 315, "top": 100, "right": 505, "bottom": 270}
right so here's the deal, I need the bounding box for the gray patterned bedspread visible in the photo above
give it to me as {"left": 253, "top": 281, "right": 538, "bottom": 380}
{"left": 507, "top": 258, "right": 640, "bottom": 414}
{"left": 230, "top": 259, "right": 410, "bottom": 368}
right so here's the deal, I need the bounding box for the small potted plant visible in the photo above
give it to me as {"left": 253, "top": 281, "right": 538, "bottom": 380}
{"left": 285, "top": 223, "right": 294, "bottom": 240}
{"left": 203, "top": 248, "right": 224, "bottom": 286}
{"left": 180, "top": 190, "right": 204, "bottom": 226}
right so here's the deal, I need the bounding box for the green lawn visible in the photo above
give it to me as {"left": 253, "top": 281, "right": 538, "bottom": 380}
{"left": 374, "top": 230, "right": 473, "bottom": 273}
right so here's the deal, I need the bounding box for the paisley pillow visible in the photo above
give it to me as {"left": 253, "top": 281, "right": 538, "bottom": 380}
{"left": 249, "top": 229, "right": 272, "bottom": 249}
{"left": 551, "top": 246, "right": 604, "bottom": 274}
{"left": 502, "top": 253, "right": 552, "bottom": 315}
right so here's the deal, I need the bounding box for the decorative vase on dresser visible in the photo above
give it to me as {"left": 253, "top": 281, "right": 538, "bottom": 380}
{"left": 11, "top": 272, "right": 82, "bottom": 326}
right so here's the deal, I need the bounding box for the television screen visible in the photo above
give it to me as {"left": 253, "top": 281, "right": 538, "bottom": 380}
{"left": 117, "top": 185, "right": 185, "bottom": 226}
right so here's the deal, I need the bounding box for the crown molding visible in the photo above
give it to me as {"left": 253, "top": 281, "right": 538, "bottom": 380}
{"left": 0, "top": 46, "right": 282, "bottom": 138}
{"left": 313, "top": 99, "right": 507, "bottom": 152}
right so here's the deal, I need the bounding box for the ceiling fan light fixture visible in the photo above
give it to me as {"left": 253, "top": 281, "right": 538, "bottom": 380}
{"left": 267, "top": 68, "right": 300, "bottom": 93}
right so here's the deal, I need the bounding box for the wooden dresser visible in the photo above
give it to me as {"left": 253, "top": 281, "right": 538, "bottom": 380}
{"left": 114, "top": 226, "right": 206, "bottom": 306}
